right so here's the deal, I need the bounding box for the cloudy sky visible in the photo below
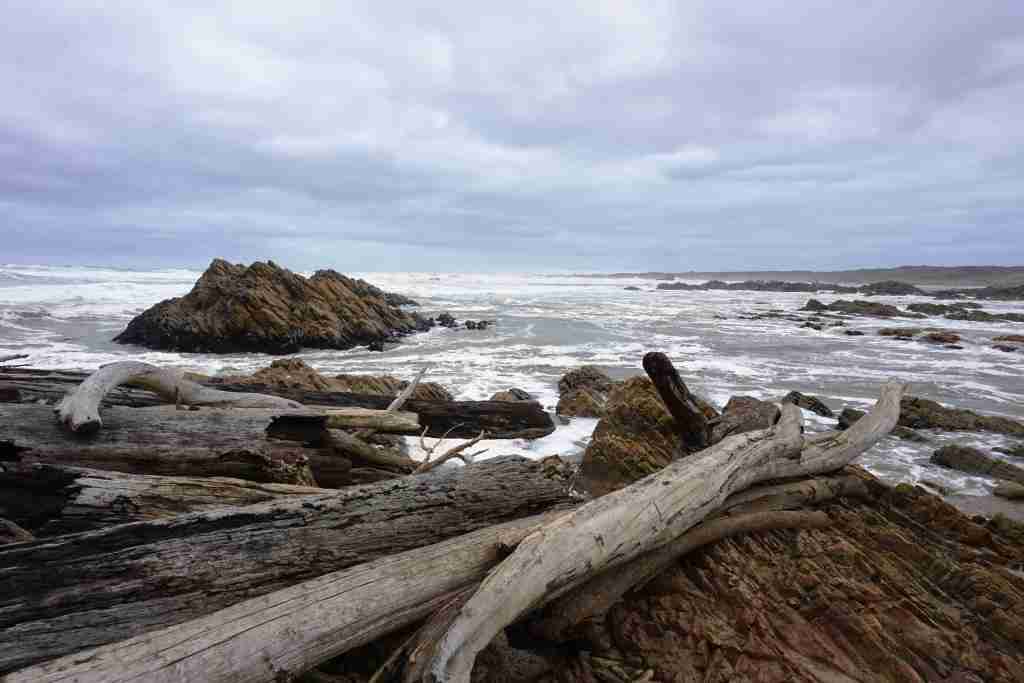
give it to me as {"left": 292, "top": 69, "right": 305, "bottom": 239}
{"left": 3, "top": 2, "right": 1023, "bottom": 271}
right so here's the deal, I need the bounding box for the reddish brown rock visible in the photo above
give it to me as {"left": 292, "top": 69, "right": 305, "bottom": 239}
{"left": 710, "top": 395, "right": 780, "bottom": 442}
{"left": 556, "top": 366, "right": 619, "bottom": 418}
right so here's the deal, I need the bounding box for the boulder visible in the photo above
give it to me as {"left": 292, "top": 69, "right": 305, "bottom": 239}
{"left": 556, "top": 388, "right": 607, "bottom": 419}
{"left": 558, "top": 366, "right": 616, "bottom": 396}
{"left": 878, "top": 327, "right": 922, "bottom": 337}
{"left": 923, "top": 331, "right": 961, "bottom": 344}
{"left": 436, "top": 312, "right": 458, "bottom": 328}
{"left": 623, "top": 286, "right": 641, "bottom": 291}
{"left": 465, "top": 320, "right": 494, "bottom": 330}
{"left": 997, "top": 444, "right": 1024, "bottom": 459}
{"left": 995, "top": 481, "right": 1024, "bottom": 500}
{"left": 489, "top": 388, "right": 533, "bottom": 402}
{"left": 825, "top": 299, "right": 925, "bottom": 318}
{"left": 578, "top": 377, "right": 682, "bottom": 496}
{"left": 114, "top": 259, "right": 431, "bottom": 354}
{"left": 858, "top": 280, "right": 924, "bottom": 296}
{"left": 710, "top": 396, "right": 780, "bottom": 442}
{"left": 947, "top": 309, "right": 1024, "bottom": 323}
{"left": 931, "top": 445, "right": 1024, "bottom": 486}
{"left": 901, "top": 397, "right": 1024, "bottom": 436}
{"left": 907, "top": 302, "right": 981, "bottom": 315}
{"left": 844, "top": 329, "right": 865, "bottom": 336}
{"left": 800, "top": 298, "right": 828, "bottom": 312}
{"left": 781, "top": 390, "right": 834, "bottom": 417}
{"left": 995, "top": 344, "right": 1019, "bottom": 353}
{"left": 331, "top": 374, "right": 453, "bottom": 401}
{"left": 995, "top": 335, "right": 1024, "bottom": 343}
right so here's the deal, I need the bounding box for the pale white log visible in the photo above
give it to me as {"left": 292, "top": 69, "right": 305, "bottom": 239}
{"left": 55, "top": 361, "right": 302, "bottom": 433}
{"left": 5, "top": 511, "right": 568, "bottom": 683}
{"left": 429, "top": 381, "right": 905, "bottom": 682}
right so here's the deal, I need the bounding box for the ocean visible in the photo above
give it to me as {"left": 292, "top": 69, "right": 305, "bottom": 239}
{"left": 2, "top": 264, "right": 1023, "bottom": 497}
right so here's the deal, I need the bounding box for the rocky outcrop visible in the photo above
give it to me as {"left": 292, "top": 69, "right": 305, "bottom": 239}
{"left": 212, "top": 359, "right": 453, "bottom": 401}
{"left": 556, "top": 366, "right": 619, "bottom": 418}
{"left": 710, "top": 396, "right": 779, "bottom": 442}
{"left": 901, "top": 397, "right": 1024, "bottom": 436}
{"left": 931, "top": 445, "right": 1024, "bottom": 486}
{"left": 907, "top": 302, "right": 982, "bottom": 315}
{"left": 947, "top": 309, "right": 1024, "bottom": 323}
{"left": 782, "top": 390, "right": 835, "bottom": 417}
{"left": 997, "top": 444, "right": 1024, "bottom": 458}
{"left": 801, "top": 298, "right": 828, "bottom": 312}
{"left": 578, "top": 377, "right": 682, "bottom": 496}
{"left": 114, "top": 260, "right": 431, "bottom": 354}
{"left": 816, "top": 299, "right": 926, "bottom": 318}
{"left": 859, "top": 279, "right": 925, "bottom": 296}
{"left": 489, "top": 388, "right": 533, "bottom": 402}
{"left": 995, "top": 481, "right": 1024, "bottom": 500}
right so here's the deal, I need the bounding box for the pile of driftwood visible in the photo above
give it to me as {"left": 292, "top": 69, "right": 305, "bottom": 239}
{"left": 0, "top": 354, "right": 903, "bottom": 682}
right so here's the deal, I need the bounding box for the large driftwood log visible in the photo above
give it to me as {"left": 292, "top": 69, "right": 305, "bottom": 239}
{"left": 1, "top": 403, "right": 321, "bottom": 486}
{"left": 0, "top": 461, "right": 325, "bottom": 535}
{"left": 1, "top": 368, "right": 555, "bottom": 439}
{"left": 0, "top": 456, "right": 572, "bottom": 672}
{"left": 55, "top": 361, "right": 303, "bottom": 433}
{"left": 4, "top": 512, "right": 567, "bottom": 683}
{"left": 427, "top": 381, "right": 905, "bottom": 681}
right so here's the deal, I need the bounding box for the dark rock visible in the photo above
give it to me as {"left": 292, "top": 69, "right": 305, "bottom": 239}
{"left": 489, "top": 388, "right": 533, "bottom": 402}
{"left": 579, "top": 377, "right": 682, "bottom": 496}
{"left": 781, "top": 391, "right": 834, "bottom": 417}
{"left": 800, "top": 322, "right": 823, "bottom": 330}
{"left": 907, "top": 302, "right": 982, "bottom": 315}
{"left": 879, "top": 327, "right": 922, "bottom": 337}
{"left": 0, "top": 385, "right": 20, "bottom": 403}
{"left": 923, "top": 331, "right": 961, "bottom": 344}
{"left": 944, "top": 344, "right": 965, "bottom": 350}
{"left": 366, "top": 340, "right": 385, "bottom": 352}
{"left": 659, "top": 280, "right": 860, "bottom": 294}
{"left": 858, "top": 280, "right": 924, "bottom": 296}
{"left": 901, "top": 396, "right": 1024, "bottom": 435}
{"left": 946, "top": 309, "right": 1024, "bottom": 323}
{"left": 464, "top": 320, "right": 494, "bottom": 330}
{"left": 824, "top": 299, "right": 925, "bottom": 318}
{"left": 994, "top": 344, "right": 1019, "bottom": 353}
{"left": 710, "top": 396, "right": 780, "bottom": 442}
{"left": 994, "top": 481, "right": 1024, "bottom": 500}
{"left": 844, "top": 329, "right": 866, "bottom": 336}
{"left": 556, "top": 366, "right": 619, "bottom": 418}
{"left": 623, "top": 286, "right": 641, "bottom": 291}
{"left": 0, "top": 518, "right": 33, "bottom": 544}
{"left": 838, "top": 407, "right": 866, "bottom": 430}
{"left": 996, "top": 444, "right": 1024, "bottom": 458}
{"left": 436, "top": 312, "right": 458, "bottom": 328}
{"left": 558, "top": 366, "right": 615, "bottom": 397}
{"left": 114, "top": 259, "right": 431, "bottom": 354}
{"left": 995, "top": 335, "right": 1024, "bottom": 343}
{"left": 801, "top": 298, "right": 828, "bottom": 312}
{"left": 931, "top": 445, "right": 1024, "bottom": 486}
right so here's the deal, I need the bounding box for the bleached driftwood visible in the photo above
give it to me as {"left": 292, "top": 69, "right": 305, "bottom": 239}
{"left": 354, "top": 365, "right": 428, "bottom": 440}
{"left": 0, "top": 456, "right": 572, "bottom": 672}
{"left": 55, "top": 361, "right": 302, "bottom": 433}
{"left": 3, "top": 512, "right": 568, "bottom": 683}
{"left": 415, "top": 430, "right": 488, "bottom": 474}
{"left": 427, "top": 380, "right": 905, "bottom": 681}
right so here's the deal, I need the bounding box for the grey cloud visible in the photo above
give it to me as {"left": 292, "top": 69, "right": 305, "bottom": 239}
{"left": 1, "top": 1, "right": 1024, "bottom": 271}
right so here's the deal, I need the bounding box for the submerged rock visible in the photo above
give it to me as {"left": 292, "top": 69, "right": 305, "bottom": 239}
{"left": 782, "top": 390, "right": 835, "bottom": 417}
{"left": 997, "top": 444, "right": 1024, "bottom": 459}
{"left": 901, "top": 396, "right": 1024, "bottom": 436}
{"left": 931, "top": 445, "right": 1024, "bottom": 486}
{"left": 114, "top": 259, "right": 430, "bottom": 354}
{"left": 436, "top": 312, "right": 458, "bottom": 328}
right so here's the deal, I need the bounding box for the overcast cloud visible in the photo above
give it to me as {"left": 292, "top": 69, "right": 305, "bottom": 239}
{"left": 2, "top": 1, "right": 1023, "bottom": 271}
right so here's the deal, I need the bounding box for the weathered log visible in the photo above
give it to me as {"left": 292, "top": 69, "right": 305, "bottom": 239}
{"left": 55, "top": 361, "right": 303, "bottom": 433}
{"left": 527, "top": 474, "right": 867, "bottom": 642}
{"left": 427, "top": 381, "right": 905, "bottom": 681}
{"left": 355, "top": 365, "right": 428, "bottom": 441}
{"left": 0, "top": 368, "right": 555, "bottom": 439}
{"left": 4, "top": 511, "right": 567, "bottom": 683}
{"left": 0, "top": 461, "right": 325, "bottom": 535}
{"left": 1, "top": 403, "right": 320, "bottom": 486}
{"left": 0, "top": 354, "right": 28, "bottom": 364}
{"left": 642, "top": 351, "right": 710, "bottom": 450}
{"left": 327, "top": 429, "right": 417, "bottom": 473}
{"left": 0, "top": 455, "right": 572, "bottom": 672}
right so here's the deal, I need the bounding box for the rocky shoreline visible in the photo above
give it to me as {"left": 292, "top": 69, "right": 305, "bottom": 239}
{"left": 656, "top": 277, "right": 1024, "bottom": 300}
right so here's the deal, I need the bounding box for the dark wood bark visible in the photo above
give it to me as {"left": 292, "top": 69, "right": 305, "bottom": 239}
{"left": 642, "top": 351, "right": 711, "bottom": 451}
{"left": 0, "top": 455, "right": 572, "bottom": 673}
{"left": 0, "top": 368, "right": 556, "bottom": 439}
{"left": 0, "top": 404, "right": 322, "bottom": 485}
{"left": 0, "top": 461, "right": 326, "bottom": 535}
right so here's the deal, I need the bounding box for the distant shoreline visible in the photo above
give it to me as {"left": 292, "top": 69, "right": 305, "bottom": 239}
{"left": 572, "top": 265, "right": 1024, "bottom": 288}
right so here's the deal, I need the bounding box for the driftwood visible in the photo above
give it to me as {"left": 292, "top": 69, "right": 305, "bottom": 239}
{"left": 1, "top": 403, "right": 320, "bottom": 486}
{"left": 426, "top": 379, "right": 904, "bottom": 681}
{"left": 0, "top": 461, "right": 325, "bottom": 535}
{"left": 0, "top": 367, "right": 555, "bottom": 439}
{"left": 55, "top": 361, "right": 303, "bottom": 433}
{"left": 4, "top": 511, "right": 568, "bottom": 683}
{"left": 642, "top": 351, "right": 711, "bottom": 450}
{"left": 0, "top": 456, "right": 572, "bottom": 672}
{"left": 527, "top": 474, "right": 867, "bottom": 642}
{"left": 0, "top": 354, "right": 28, "bottom": 364}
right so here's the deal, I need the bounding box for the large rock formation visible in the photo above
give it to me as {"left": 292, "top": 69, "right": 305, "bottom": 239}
{"left": 114, "top": 259, "right": 431, "bottom": 354}
{"left": 556, "top": 366, "right": 619, "bottom": 418}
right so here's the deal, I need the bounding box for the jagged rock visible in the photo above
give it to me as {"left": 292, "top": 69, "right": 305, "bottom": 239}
{"left": 556, "top": 389, "right": 607, "bottom": 418}
{"left": 901, "top": 396, "right": 1024, "bottom": 436}
{"left": 556, "top": 366, "right": 620, "bottom": 419}
{"left": 997, "top": 444, "right": 1024, "bottom": 458}
{"left": 436, "top": 312, "right": 458, "bottom": 328}
{"left": 781, "top": 390, "right": 835, "bottom": 417}
{"left": 578, "top": 377, "right": 682, "bottom": 496}
{"left": 859, "top": 280, "right": 924, "bottom": 296}
{"left": 114, "top": 259, "right": 431, "bottom": 354}
{"left": 710, "top": 396, "right": 780, "bottom": 442}
{"left": 800, "top": 322, "right": 823, "bottom": 331}
{"left": 995, "top": 481, "right": 1024, "bottom": 500}
{"left": 801, "top": 298, "right": 828, "bottom": 312}
{"left": 823, "top": 299, "right": 926, "bottom": 318}
{"left": 489, "top": 388, "right": 533, "bottom": 402}
{"left": 212, "top": 359, "right": 453, "bottom": 401}
{"left": 537, "top": 469, "right": 1024, "bottom": 683}
{"left": 464, "top": 320, "right": 494, "bottom": 330}
{"left": 931, "top": 445, "right": 1024, "bottom": 486}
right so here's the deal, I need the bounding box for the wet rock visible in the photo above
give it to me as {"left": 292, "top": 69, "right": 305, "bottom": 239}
{"left": 946, "top": 309, "right": 1024, "bottom": 323}
{"left": 114, "top": 259, "right": 431, "bottom": 354}
{"left": 997, "top": 444, "right": 1024, "bottom": 458}
{"left": 578, "top": 377, "right": 682, "bottom": 496}
{"left": 931, "top": 445, "right": 1024, "bottom": 486}
{"left": 944, "top": 344, "right": 965, "bottom": 350}
{"left": 781, "top": 390, "right": 834, "bottom": 417}
{"left": 994, "top": 344, "right": 1019, "bottom": 353}
{"left": 844, "top": 329, "right": 865, "bottom": 336}
{"left": 623, "top": 286, "right": 641, "bottom": 291}
{"left": 555, "top": 389, "right": 606, "bottom": 418}
{"left": 710, "top": 396, "right": 780, "bottom": 442}
{"left": 801, "top": 298, "right": 828, "bottom": 312}
{"left": 800, "top": 321, "right": 823, "bottom": 330}
{"left": 995, "top": 481, "right": 1024, "bottom": 500}
{"left": 366, "top": 340, "right": 385, "bottom": 352}
{"left": 490, "top": 388, "right": 533, "bottom": 402}
{"left": 901, "top": 396, "right": 1024, "bottom": 436}
{"left": 436, "top": 312, "right": 458, "bottom": 328}
{"left": 556, "top": 366, "right": 619, "bottom": 418}
{"left": 465, "top": 320, "right": 494, "bottom": 330}
{"left": 824, "top": 299, "right": 926, "bottom": 318}
{"left": 859, "top": 280, "right": 925, "bottom": 296}
{"left": 907, "top": 302, "right": 981, "bottom": 315}
{"left": 332, "top": 375, "right": 453, "bottom": 401}
{"left": 995, "top": 335, "right": 1024, "bottom": 343}
{"left": 879, "top": 327, "right": 922, "bottom": 337}
{"left": 558, "top": 366, "right": 616, "bottom": 397}
{"left": 923, "top": 331, "right": 961, "bottom": 344}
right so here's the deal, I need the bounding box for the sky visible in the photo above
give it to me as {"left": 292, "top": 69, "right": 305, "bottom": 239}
{"left": 2, "top": 1, "right": 1024, "bottom": 272}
